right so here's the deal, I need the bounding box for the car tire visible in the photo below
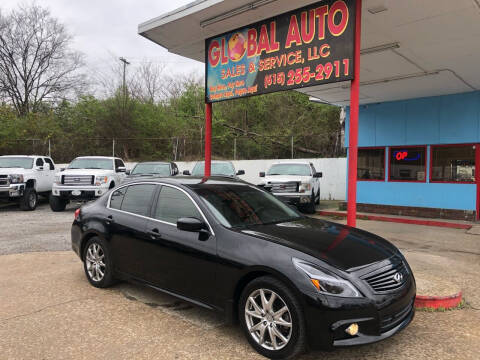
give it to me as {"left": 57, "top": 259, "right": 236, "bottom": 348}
{"left": 83, "top": 237, "right": 115, "bottom": 288}
{"left": 20, "top": 188, "right": 37, "bottom": 211}
{"left": 315, "top": 190, "right": 320, "bottom": 205}
{"left": 303, "top": 193, "right": 316, "bottom": 214}
{"left": 49, "top": 194, "right": 68, "bottom": 212}
{"left": 239, "top": 276, "right": 306, "bottom": 360}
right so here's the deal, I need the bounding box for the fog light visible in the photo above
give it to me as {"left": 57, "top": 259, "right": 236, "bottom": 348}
{"left": 345, "top": 323, "right": 359, "bottom": 336}
{"left": 300, "top": 196, "right": 310, "bottom": 204}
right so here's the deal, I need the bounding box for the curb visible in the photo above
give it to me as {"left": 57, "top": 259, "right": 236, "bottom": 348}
{"left": 414, "top": 292, "right": 463, "bottom": 310}
{"left": 316, "top": 211, "right": 472, "bottom": 230}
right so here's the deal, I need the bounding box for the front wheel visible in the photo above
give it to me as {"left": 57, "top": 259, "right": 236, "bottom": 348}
{"left": 239, "top": 276, "right": 306, "bottom": 359}
{"left": 49, "top": 194, "right": 68, "bottom": 212}
{"left": 20, "top": 188, "right": 37, "bottom": 211}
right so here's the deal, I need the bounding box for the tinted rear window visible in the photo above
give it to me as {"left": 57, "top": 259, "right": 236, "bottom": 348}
{"left": 116, "top": 184, "right": 156, "bottom": 216}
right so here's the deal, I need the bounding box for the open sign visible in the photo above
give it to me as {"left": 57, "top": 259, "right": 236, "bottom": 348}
{"left": 394, "top": 150, "right": 421, "bottom": 162}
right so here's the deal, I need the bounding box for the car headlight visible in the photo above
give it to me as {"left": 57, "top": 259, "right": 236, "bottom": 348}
{"left": 299, "top": 182, "right": 311, "bottom": 193}
{"left": 8, "top": 174, "right": 24, "bottom": 184}
{"left": 54, "top": 175, "right": 62, "bottom": 184}
{"left": 293, "top": 258, "right": 362, "bottom": 298}
{"left": 95, "top": 176, "right": 108, "bottom": 186}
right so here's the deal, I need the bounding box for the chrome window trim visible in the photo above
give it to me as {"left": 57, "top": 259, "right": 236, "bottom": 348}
{"left": 106, "top": 181, "right": 215, "bottom": 236}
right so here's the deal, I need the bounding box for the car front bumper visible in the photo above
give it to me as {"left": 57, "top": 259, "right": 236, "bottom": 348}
{"left": 52, "top": 185, "right": 108, "bottom": 200}
{"left": 302, "top": 277, "right": 416, "bottom": 350}
{"left": 0, "top": 183, "right": 25, "bottom": 198}
{"left": 274, "top": 193, "right": 312, "bottom": 205}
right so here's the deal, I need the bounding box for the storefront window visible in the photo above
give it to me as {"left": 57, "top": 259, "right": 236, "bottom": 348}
{"left": 431, "top": 145, "right": 475, "bottom": 183}
{"left": 389, "top": 147, "right": 426, "bottom": 182}
{"left": 358, "top": 148, "right": 385, "bottom": 180}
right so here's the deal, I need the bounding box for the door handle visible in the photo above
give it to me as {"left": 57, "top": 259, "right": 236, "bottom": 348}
{"left": 105, "top": 215, "right": 114, "bottom": 225}
{"left": 148, "top": 228, "right": 162, "bottom": 240}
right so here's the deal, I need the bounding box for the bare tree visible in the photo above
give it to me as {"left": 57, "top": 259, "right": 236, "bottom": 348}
{"left": 129, "top": 61, "right": 166, "bottom": 103}
{"left": 0, "top": 4, "right": 85, "bottom": 116}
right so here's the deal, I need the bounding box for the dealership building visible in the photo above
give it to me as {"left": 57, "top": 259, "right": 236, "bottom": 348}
{"left": 139, "top": 0, "right": 480, "bottom": 221}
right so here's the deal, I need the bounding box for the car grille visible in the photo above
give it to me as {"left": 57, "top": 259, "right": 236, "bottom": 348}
{"left": 0, "top": 175, "right": 7, "bottom": 187}
{"left": 361, "top": 258, "right": 409, "bottom": 293}
{"left": 380, "top": 299, "right": 414, "bottom": 333}
{"left": 270, "top": 182, "right": 299, "bottom": 193}
{"left": 62, "top": 175, "right": 94, "bottom": 186}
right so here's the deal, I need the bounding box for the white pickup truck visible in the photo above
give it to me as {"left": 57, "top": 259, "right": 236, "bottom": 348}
{"left": 259, "top": 161, "right": 322, "bottom": 213}
{"left": 0, "top": 155, "right": 57, "bottom": 211}
{"left": 50, "top": 156, "right": 127, "bottom": 211}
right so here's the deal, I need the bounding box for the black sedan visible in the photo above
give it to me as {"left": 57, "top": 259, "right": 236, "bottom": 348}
{"left": 71, "top": 176, "right": 415, "bottom": 359}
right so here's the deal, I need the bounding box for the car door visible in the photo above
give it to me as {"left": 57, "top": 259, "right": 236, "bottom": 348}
{"left": 107, "top": 184, "right": 157, "bottom": 279}
{"left": 310, "top": 163, "right": 320, "bottom": 196}
{"left": 143, "top": 184, "right": 217, "bottom": 305}
{"left": 34, "top": 157, "right": 48, "bottom": 191}
{"left": 43, "top": 157, "right": 56, "bottom": 189}
{"left": 114, "top": 159, "right": 126, "bottom": 184}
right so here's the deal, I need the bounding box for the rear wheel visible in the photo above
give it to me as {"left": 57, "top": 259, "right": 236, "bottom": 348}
{"left": 49, "top": 194, "right": 68, "bottom": 212}
{"left": 83, "top": 237, "right": 115, "bottom": 288}
{"left": 20, "top": 188, "right": 37, "bottom": 211}
{"left": 239, "top": 276, "right": 306, "bottom": 359}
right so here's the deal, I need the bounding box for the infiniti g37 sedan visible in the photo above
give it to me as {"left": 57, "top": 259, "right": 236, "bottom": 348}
{"left": 71, "top": 176, "right": 415, "bottom": 359}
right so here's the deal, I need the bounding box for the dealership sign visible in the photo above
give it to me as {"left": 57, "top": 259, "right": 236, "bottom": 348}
{"left": 205, "top": 0, "right": 356, "bottom": 103}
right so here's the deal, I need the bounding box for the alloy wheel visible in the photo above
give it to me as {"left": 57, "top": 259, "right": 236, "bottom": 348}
{"left": 244, "top": 288, "right": 292, "bottom": 351}
{"left": 28, "top": 192, "right": 36, "bottom": 208}
{"left": 85, "top": 243, "right": 106, "bottom": 282}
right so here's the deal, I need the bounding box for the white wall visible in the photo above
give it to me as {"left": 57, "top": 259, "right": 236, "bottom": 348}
{"left": 60, "top": 158, "right": 347, "bottom": 201}
{"left": 174, "top": 158, "right": 346, "bottom": 201}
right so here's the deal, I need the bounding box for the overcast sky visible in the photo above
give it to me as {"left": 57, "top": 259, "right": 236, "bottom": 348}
{"left": 0, "top": 0, "right": 204, "bottom": 77}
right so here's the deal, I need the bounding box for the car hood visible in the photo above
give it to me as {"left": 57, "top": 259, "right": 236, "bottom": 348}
{"left": 264, "top": 175, "right": 311, "bottom": 183}
{"left": 61, "top": 169, "right": 114, "bottom": 176}
{"left": 239, "top": 217, "right": 398, "bottom": 271}
{"left": 0, "top": 168, "right": 34, "bottom": 175}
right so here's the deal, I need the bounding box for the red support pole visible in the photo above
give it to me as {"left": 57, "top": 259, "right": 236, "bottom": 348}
{"left": 205, "top": 102, "right": 212, "bottom": 177}
{"left": 347, "top": 0, "right": 362, "bottom": 227}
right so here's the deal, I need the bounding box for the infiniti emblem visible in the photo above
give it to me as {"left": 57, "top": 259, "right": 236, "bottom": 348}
{"left": 393, "top": 272, "right": 403, "bottom": 283}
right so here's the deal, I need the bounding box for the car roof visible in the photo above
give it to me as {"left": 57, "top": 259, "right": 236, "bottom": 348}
{"left": 194, "top": 160, "right": 233, "bottom": 164}
{"left": 270, "top": 161, "right": 311, "bottom": 165}
{"left": 74, "top": 156, "right": 115, "bottom": 160}
{"left": 122, "top": 175, "right": 247, "bottom": 187}
{"left": 134, "top": 161, "right": 173, "bottom": 165}
{"left": 0, "top": 155, "right": 46, "bottom": 158}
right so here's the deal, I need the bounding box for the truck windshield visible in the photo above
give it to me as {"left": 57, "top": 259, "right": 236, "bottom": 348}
{"left": 68, "top": 158, "right": 113, "bottom": 170}
{"left": 0, "top": 157, "right": 34, "bottom": 169}
{"left": 192, "top": 162, "right": 235, "bottom": 176}
{"left": 193, "top": 184, "right": 302, "bottom": 228}
{"left": 267, "top": 164, "right": 311, "bottom": 176}
{"left": 132, "top": 163, "right": 170, "bottom": 175}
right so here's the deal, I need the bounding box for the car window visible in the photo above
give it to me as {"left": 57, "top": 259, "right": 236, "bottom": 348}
{"left": 192, "top": 162, "right": 236, "bottom": 176}
{"left": 132, "top": 163, "right": 171, "bottom": 176}
{"left": 154, "top": 186, "right": 201, "bottom": 224}
{"left": 44, "top": 158, "right": 55, "bottom": 170}
{"left": 267, "top": 164, "right": 311, "bottom": 176}
{"left": 115, "top": 159, "right": 125, "bottom": 169}
{"left": 110, "top": 187, "right": 127, "bottom": 210}
{"left": 119, "top": 184, "right": 156, "bottom": 216}
{"left": 36, "top": 158, "right": 44, "bottom": 167}
{"left": 68, "top": 158, "right": 113, "bottom": 170}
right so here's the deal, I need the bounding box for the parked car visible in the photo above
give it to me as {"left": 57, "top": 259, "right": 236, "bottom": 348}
{"left": 183, "top": 160, "right": 245, "bottom": 177}
{"left": 50, "top": 156, "right": 126, "bottom": 211}
{"left": 260, "top": 161, "right": 322, "bottom": 213}
{"left": 0, "top": 155, "right": 57, "bottom": 210}
{"left": 72, "top": 176, "right": 415, "bottom": 359}
{"left": 123, "top": 161, "right": 179, "bottom": 182}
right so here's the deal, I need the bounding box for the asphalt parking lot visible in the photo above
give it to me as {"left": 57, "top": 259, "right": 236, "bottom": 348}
{"left": 1, "top": 201, "right": 479, "bottom": 359}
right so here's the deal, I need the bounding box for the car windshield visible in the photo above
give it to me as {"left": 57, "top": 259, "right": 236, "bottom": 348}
{"left": 68, "top": 158, "right": 113, "bottom": 170}
{"left": 131, "top": 163, "right": 170, "bottom": 175}
{"left": 267, "top": 164, "right": 311, "bottom": 176}
{"left": 0, "top": 157, "right": 34, "bottom": 169}
{"left": 193, "top": 184, "right": 302, "bottom": 228}
{"left": 192, "top": 162, "right": 235, "bottom": 176}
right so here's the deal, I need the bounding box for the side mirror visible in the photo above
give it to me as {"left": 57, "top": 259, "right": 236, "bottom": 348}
{"left": 259, "top": 172, "right": 265, "bottom": 177}
{"left": 60, "top": 168, "right": 65, "bottom": 172}
{"left": 36, "top": 166, "right": 44, "bottom": 171}
{"left": 183, "top": 170, "right": 191, "bottom": 176}
{"left": 125, "top": 169, "right": 131, "bottom": 175}
{"left": 314, "top": 172, "right": 323, "bottom": 178}
{"left": 236, "top": 170, "right": 245, "bottom": 176}
{"left": 116, "top": 166, "right": 126, "bottom": 173}
{"left": 177, "top": 217, "right": 206, "bottom": 232}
